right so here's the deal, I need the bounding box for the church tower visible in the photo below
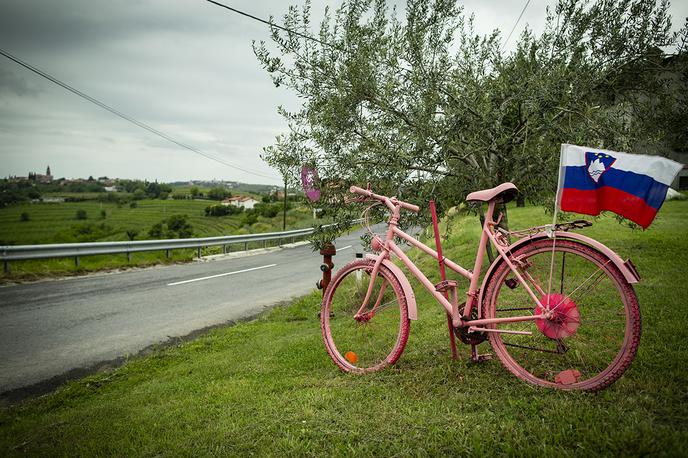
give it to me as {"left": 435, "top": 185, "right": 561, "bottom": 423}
{"left": 46, "top": 165, "right": 51, "bottom": 177}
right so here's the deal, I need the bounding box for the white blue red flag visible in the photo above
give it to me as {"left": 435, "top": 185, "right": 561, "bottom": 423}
{"left": 556, "top": 144, "right": 683, "bottom": 228}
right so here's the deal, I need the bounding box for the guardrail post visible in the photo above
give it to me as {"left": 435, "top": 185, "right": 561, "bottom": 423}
{"left": 244, "top": 242, "right": 248, "bottom": 251}
{"left": 197, "top": 247, "right": 202, "bottom": 259}
{"left": 166, "top": 249, "right": 171, "bottom": 259}
{"left": 127, "top": 252, "right": 132, "bottom": 262}
{"left": 222, "top": 245, "right": 227, "bottom": 254}
{"left": 263, "top": 240, "right": 266, "bottom": 249}
{"left": 3, "top": 260, "right": 9, "bottom": 273}
{"left": 75, "top": 256, "right": 80, "bottom": 267}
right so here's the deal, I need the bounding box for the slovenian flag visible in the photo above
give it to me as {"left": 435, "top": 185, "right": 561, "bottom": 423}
{"left": 556, "top": 144, "right": 683, "bottom": 229}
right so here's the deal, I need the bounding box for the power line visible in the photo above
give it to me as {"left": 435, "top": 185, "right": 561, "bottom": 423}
{"left": 502, "top": 0, "right": 532, "bottom": 50}
{"left": 0, "top": 47, "right": 280, "bottom": 182}
{"left": 205, "top": 0, "right": 336, "bottom": 49}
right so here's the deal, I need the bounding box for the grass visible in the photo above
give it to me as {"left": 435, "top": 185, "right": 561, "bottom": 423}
{"left": 0, "top": 200, "right": 321, "bottom": 281}
{"left": 1, "top": 201, "right": 687, "bottom": 455}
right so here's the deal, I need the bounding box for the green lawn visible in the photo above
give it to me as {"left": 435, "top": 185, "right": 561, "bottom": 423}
{"left": 0, "top": 200, "right": 320, "bottom": 280}
{"left": 1, "top": 201, "right": 686, "bottom": 456}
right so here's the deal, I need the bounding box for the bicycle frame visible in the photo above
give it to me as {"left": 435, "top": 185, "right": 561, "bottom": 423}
{"left": 359, "top": 199, "right": 547, "bottom": 329}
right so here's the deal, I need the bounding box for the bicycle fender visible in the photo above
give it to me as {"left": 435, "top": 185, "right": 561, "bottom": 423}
{"left": 478, "top": 231, "right": 640, "bottom": 310}
{"left": 365, "top": 254, "right": 418, "bottom": 320}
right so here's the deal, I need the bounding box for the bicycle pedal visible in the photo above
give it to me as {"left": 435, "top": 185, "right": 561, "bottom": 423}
{"left": 435, "top": 280, "right": 458, "bottom": 293}
{"left": 504, "top": 278, "right": 518, "bottom": 289}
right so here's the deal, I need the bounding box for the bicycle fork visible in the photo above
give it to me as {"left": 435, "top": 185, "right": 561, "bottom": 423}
{"left": 354, "top": 255, "right": 387, "bottom": 321}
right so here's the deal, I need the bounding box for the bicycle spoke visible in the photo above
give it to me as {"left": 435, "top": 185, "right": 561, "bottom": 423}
{"left": 485, "top": 239, "right": 640, "bottom": 391}
{"left": 503, "top": 341, "right": 563, "bottom": 354}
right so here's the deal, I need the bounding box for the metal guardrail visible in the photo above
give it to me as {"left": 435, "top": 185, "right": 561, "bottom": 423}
{"left": 0, "top": 220, "right": 364, "bottom": 272}
{"left": 0, "top": 227, "right": 312, "bottom": 272}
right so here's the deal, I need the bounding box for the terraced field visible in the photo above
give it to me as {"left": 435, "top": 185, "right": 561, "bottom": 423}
{"left": 0, "top": 199, "right": 319, "bottom": 279}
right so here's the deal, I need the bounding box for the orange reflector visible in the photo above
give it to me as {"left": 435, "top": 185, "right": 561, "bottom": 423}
{"left": 344, "top": 351, "right": 358, "bottom": 364}
{"left": 555, "top": 369, "right": 581, "bottom": 385}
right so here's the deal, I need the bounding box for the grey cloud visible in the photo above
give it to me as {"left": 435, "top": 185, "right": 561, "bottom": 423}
{"left": 1, "top": 0, "right": 686, "bottom": 183}
{"left": 0, "top": 67, "right": 41, "bottom": 96}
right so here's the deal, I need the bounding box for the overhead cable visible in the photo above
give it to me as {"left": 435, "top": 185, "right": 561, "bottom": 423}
{"left": 205, "top": 0, "right": 337, "bottom": 49}
{"left": 502, "top": 0, "right": 532, "bottom": 50}
{"left": 0, "top": 47, "right": 279, "bottom": 182}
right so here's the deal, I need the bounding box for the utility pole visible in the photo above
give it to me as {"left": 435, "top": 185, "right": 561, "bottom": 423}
{"left": 282, "top": 179, "right": 287, "bottom": 231}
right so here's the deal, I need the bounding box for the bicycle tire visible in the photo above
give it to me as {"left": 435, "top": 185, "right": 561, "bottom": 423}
{"left": 321, "top": 258, "right": 410, "bottom": 373}
{"left": 482, "top": 239, "right": 641, "bottom": 391}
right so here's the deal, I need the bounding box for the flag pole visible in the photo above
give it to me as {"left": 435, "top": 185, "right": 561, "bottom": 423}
{"left": 547, "top": 145, "right": 566, "bottom": 297}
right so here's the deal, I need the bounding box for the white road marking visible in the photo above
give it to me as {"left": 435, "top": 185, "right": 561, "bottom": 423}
{"left": 339, "top": 245, "right": 352, "bottom": 250}
{"left": 167, "top": 264, "right": 277, "bottom": 286}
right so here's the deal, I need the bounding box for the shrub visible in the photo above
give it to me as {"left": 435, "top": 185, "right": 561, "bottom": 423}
{"left": 75, "top": 209, "right": 88, "bottom": 220}
{"left": 130, "top": 201, "right": 138, "bottom": 209}
{"left": 100, "top": 209, "right": 107, "bottom": 219}
{"left": 125, "top": 229, "right": 139, "bottom": 241}
{"left": 208, "top": 187, "right": 231, "bottom": 201}
{"left": 166, "top": 214, "right": 193, "bottom": 238}
{"left": 254, "top": 203, "right": 280, "bottom": 218}
{"left": 204, "top": 204, "right": 242, "bottom": 217}
{"left": 20, "top": 212, "right": 30, "bottom": 222}
{"left": 148, "top": 222, "right": 164, "bottom": 238}
{"left": 242, "top": 211, "right": 258, "bottom": 226}
{"left": 148, "top": 215, "right": 194, "bottom": 239}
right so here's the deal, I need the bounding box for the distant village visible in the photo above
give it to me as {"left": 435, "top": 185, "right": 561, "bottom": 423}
{"left": 3, "top": 166, "right": 292, "bottom": 208}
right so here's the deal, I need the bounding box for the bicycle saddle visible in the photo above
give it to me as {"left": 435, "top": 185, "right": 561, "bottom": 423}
{"left": 466, "top": 182, "right": 518, "bottom": 203}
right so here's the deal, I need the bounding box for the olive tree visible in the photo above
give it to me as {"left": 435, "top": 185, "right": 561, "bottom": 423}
{"left": 255, "top": 0, "right": 683, "bottom": 222}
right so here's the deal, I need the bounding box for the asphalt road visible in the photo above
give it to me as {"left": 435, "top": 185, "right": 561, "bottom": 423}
{"left": 0, "top": 226, "right": 382, "bottom": 395}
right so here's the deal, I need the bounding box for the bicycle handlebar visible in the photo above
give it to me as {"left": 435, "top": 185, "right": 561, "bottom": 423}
{"left": 349, "top": 186, "right": 420, "bottom": 213}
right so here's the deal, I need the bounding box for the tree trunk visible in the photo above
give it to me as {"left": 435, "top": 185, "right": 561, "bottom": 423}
{"left": 516, "top": 193, "right": 525, "bottom": 207}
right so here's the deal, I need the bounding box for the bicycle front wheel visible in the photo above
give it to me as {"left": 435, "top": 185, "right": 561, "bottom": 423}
{"left": 321, "top": 259, "right": 410, "bottom": 373}
{"left": 482, "top": 239, "right": 641, "bottom": 391}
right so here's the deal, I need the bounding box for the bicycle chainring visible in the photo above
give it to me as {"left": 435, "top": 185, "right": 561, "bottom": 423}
{"left": 453, "top": 302, "right": 488, "bottom": 345}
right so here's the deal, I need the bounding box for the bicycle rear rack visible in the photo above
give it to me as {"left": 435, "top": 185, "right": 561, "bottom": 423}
{"left": 506, "top": 220, "right": 592, "bottom": 238}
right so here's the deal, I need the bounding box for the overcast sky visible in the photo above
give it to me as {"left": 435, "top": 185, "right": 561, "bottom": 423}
{"left": 1, "top": 1, "right": 686, "bottom": 185}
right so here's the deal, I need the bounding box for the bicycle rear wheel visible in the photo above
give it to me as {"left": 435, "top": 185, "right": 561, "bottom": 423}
{"left": 321, "top": 259, "right": 410, "bottom": 373}
{"left": 482, "top": 239, "right": 641, "bottom": 391}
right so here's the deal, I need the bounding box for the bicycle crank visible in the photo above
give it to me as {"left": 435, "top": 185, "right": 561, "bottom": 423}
{"left": 453, "top": 302, "right": 488, "bottom": 345}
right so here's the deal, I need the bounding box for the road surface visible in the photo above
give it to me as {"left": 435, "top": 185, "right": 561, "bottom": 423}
{"left": 0, "top": 227, "right": 383, "bottom": 396}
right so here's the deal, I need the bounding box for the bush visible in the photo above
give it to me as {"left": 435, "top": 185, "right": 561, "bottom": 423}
{"left": 75, "top": 209, "right": 88, "bottom": 220}
{"left": 242, "top": 211, "right": 258, "bottom": 226}
{"left": 148, "top": 215, "right": 193, "bottom": 239}
{"left": 208, "top": 187, "right": 231, "bottom": 201}
{"left": 100, "top": 209, "right": 107, "bottom": 219}
{"left": 172, "top": 192, "right": 187, "bottom": 200}
{"left": 167, "top": 214, "right": 193, "bottom": 238}
{"left": 148, "top": 222, "right": 164, "bottom": 239}
{"left": 20, "top": 212, "right": 30, "bottom": 222}
{"left": 129, "top": 201, "right": 138, "bottom": 209}
{"left": 204, "top": 204, "right": 242, "bottom": 217}
{"left": 254, "top": 202, "right": 280, "bottom": 218}
{"left": 125, "top": 229, "right": 139, "bottom": 241}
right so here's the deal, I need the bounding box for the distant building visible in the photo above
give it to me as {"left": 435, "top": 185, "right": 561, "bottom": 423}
{"left": 27, "top": 166, "right": 53, "bottom": 184}
{"left": 221, "top": 196, "right": 258, "bottom": 209}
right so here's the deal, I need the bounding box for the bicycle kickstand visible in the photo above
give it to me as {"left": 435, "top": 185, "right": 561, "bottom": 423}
{"left": 470, "top": 344, "right": 491, "bottom": 364}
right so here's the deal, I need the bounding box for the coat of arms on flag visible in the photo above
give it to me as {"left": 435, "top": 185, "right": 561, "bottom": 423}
{"left": 556, "top": 144, "right": 683, "bottom": 229}
{"left": 586, "top": 152, "right": 616, "bottom": 183}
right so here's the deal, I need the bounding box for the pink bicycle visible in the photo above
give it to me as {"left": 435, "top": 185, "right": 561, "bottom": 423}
{"left": 320, "top": 183, "right": 641, "bottom": 391}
